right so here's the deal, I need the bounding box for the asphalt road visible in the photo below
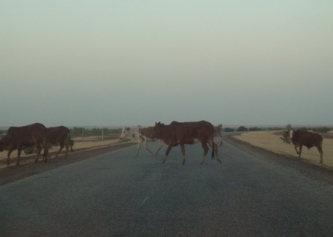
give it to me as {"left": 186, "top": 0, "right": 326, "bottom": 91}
{"left": 1, "top": 139, "right": 333, "bottom": 237}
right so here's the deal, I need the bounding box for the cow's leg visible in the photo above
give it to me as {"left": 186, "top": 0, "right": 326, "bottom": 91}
{"left": 180, "top": 144, "right": 186, "bottom": 165}
{"left": 199, "top": 141, "right": 209, "bottom": 165}
{"left": 135, "top": 142, "right": 142, "bottom": 157}
{"left": 42, "top": 137, "right": 48, "bottom": 162}
{"left": 143, "top": 139, "right": 154, "bottom": 156}
{"left": 6, "top": 150, "right": 13, "bottom": 166}
{"left": 154, "top": 140, "right": 164, "bottom": 156}
{"left": 316, "top": 145, "right": 323, "bottom": 164}
{"left": 35, "top": 144, "right": 44, "bottom": 163}
{"left": 207, "top": 140, "right": 222, "bottom": 164}
{"left": 16, "top": 148, "right": 22, "bottom": 166}
{"left": 64, "top": 144, "right": 69, "bottom": 159}
{"left": 162, "top": 145, "right": 173, "bottom": 164}
{"left": 294, "top": 145, "right": 300, "bottom": 155}
{"left": 40, "top": 142, "right": 48, "bottom": 161}
{"left": 66, "top": 134, "right": 74, "bottom": 152}
{"left": 55, "top": 143, "right": 65, "bottom": 158}
{"left": 35, "top": 148, "right": 40, "bottom": 163}
{"left": 298, "top": 145, "right": 303, "bottom": 158}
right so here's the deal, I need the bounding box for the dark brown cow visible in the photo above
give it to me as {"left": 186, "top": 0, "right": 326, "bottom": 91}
{"left": 0, "top": 123, "right": 48, "bottom": 166}
{"left": 45, "top": 126, "right": 73, "bottom": 159}
{"left": 153, "top": 121, "right": 222, "bottom": 165}
{"left": 287, "top": 129, "right": 323, "bottom": 164}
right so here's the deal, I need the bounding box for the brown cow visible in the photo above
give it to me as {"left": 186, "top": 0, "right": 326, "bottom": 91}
{"left": 0, "top": 123, "right": 48, "bottom": 166}
{"left": 153, "top": 121, "right": 222, "bottom": 165}
{"left": 287, "top": 129, "right": 323, "bottom": 164}
{"left": 45, "top": 126, "right": 73, "bottom": 159}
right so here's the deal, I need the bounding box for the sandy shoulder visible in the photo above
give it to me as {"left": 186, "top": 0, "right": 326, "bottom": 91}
{"left": 233, "top": 131, "right": 333, "bottom": 168}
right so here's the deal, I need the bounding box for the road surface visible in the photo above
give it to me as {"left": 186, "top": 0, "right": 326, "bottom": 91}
{"left": 1, "top": 138, "right": 333, "bottom": 236}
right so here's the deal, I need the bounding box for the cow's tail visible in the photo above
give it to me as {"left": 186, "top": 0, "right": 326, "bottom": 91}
{"left": 211, "top": 146, "right": 215, "bottom": 159}
{"left": 68, "top": 130, "right": 74, "bottom": 152}
{"left": 42, "top": 128, "right": 48, "bottom": 161}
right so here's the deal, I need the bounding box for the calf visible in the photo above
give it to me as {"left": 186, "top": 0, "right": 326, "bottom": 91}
{"left": 45, "top": 126, "right": 74, "bottom": 159}
{"left": 139, "top": 126, "right": 164, "bottom": 156}
{"left": 287, "top": 129, "right": 323, "bottom": 164}
{"left": 0, "top": 123, "right": 48, "bottom": 166}
{"left": 120, "top": 125, "right": 161, "bottom": 157}
{"left": 153, "top": 120, "right": 222, "bottom": 165}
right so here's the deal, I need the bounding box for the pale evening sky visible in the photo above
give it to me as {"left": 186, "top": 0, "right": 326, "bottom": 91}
{"left": 1, "top": 1, "right": 332, "bottom": 128}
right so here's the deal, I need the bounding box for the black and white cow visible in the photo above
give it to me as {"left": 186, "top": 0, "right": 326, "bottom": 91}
{"left": 120, "top": 125, "right": 163, "bottom": 157}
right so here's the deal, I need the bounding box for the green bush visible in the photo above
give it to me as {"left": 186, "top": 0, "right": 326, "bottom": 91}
{"left": 224, "top": 127, "right": 234, "bottom": 132}
{"left": 23, "top": 147, "right": 35, "bottom": 155}
{"left": 280, "top": 124, "right": 291, "bottom": 144}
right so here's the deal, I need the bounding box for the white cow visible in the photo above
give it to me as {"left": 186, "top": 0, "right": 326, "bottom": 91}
{"left": 120, "top": 125, "right": 163, "bottom": 157}
{"left": 214, "top": 126, "right": 223, "bottom": 146}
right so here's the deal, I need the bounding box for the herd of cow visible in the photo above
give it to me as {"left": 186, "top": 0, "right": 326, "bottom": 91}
{"left": 0, "top": 123, "right": 73, "bottom": 166}
{"left": 0, "top": 120, "right": 325, "bottom": 167}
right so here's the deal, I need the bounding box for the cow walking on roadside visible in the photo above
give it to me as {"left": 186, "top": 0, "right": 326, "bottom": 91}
{"left": 45, "top": 126, "right": 74, "bottom": 159}
{"left": 0, "top": 123, "right": 49, "bottom": 166}
{"left": 287, "top": 129, "right": 323, "bottom": 164}
{"left": 120, "top": 125, "right": 163, "bottom": 157}
{"left": 153, "top": 120, "right": 222, "bottom": 165}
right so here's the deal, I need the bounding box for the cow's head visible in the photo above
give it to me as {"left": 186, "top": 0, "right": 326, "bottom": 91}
{"left": 154, "top": 122, "right": 163, "bottom": 127}
{"left": 119, "top": 127, "right": 130, "bottom": 140}
{"left": 153, "top": 122, "right": 165, "bottom": 135}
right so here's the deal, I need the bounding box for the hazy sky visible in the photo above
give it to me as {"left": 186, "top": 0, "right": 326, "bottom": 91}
{"left": 1, "top": 1, "right": 332, "bottom": 127}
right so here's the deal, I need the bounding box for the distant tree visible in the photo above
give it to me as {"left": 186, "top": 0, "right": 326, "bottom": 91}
{"left": 312, "top": 127, "right": 330, "bottom": 133}
{"left": 70, "top": 127, "right": 85, "bottom": 136}
{"left": 249, "top": 126, "right": 260, "bottom": 131}
{"left": 298, "top": 127, "right": 308, "bottom": 131}
{"left": 237, "top": 126, "right": 247, "bottom": 132}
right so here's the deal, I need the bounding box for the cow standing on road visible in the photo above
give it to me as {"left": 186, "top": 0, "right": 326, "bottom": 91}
{"left": 153, "top": 121, "right": 222, "bottom": 165}
{"left": 45, "top": 126, "right": 73, "bottom": 159}
{"left": 0, "top": 123, "right": 49, "bottom": 166}
{"left": 287, "top": 129, "right": 324, "bottom": 164}
{"left": 120, "top": 125, "right": 162, "bottom": 157}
